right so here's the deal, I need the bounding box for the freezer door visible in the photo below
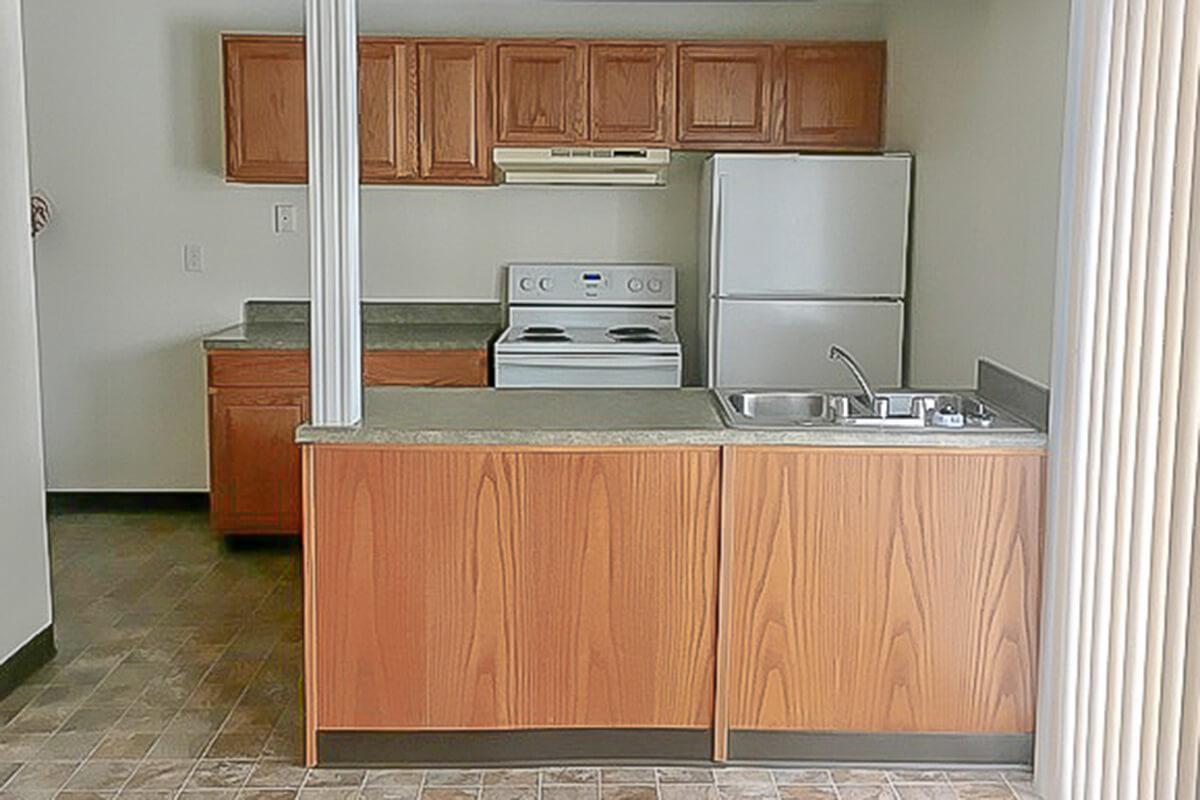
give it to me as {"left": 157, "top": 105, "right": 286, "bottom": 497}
{"left": 712, "top": 155, "right": 910, "bottom": 297}
{"left": 711, "top": 299, "right": 903, "bottom": 389}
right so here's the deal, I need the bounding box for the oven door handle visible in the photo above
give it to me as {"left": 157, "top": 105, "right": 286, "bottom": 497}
{"left": 496, "top": 356, "right": 676, "bottom": 369}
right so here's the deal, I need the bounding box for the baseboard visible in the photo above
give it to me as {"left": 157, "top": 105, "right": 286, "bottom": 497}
{"left": 317, "top": 729, "right": 713, "bottom": 767}
{"left": 0, "top": 625, "right": 55, "bottom": 701}
{"left": 728, "top": 730, "right": 1033, "bottom": 766}
{"left": 46, "top": 491, "right": 209, "bottom": 514}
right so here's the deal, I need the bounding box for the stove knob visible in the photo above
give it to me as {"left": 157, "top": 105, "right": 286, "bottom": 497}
{"left": 647, "top": 278, "right": 664, "bottom": 293}
{"left": 538, "top": 277, "right": 554, "bottom": 292}
{"left": 627, "top": 278, "right": 644, "bottom": 292}
{"left": 518, "top": 277, "right": 535, "bottom": 292}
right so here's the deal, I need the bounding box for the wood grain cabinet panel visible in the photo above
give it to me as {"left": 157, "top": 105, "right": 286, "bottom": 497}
{"left": 676, "top": 44, "right": 775, "bottom": 145}
{"left": 725, "top": 447, "right": 1044, "bottom": 734}
{"left": 209, "top": 387, "right": 309, "bottom": 534}
{"left": 359, "top": 40, "right": 418, "bottom": 181}
{"left": 588, "top": 43, "right": 672, "bottom": 144}
{"left": 496, "top": 42, "right": 586, "bottom": 145}
{"left": 206, "top": 349, "right": 488, "bottom": 537}
{"left": 518, "top": 450, "right": 720, "bottom": 728}
{"left": 418, "top": 42, "right": 492, "bottom": 182}
{"left": 314, "top": 448, "right": 522, "bottom": 729}
{"left": 363, "top": 350, "right": 488, "bottom": 387}
{"left": 782, "top": 42, "right": 885, "bottom": 150}
{"left": 308, "top": 447, "right": 719, "bottom": 731}
{"left": 224, "top": 36, "right": 308, "bottom": 183}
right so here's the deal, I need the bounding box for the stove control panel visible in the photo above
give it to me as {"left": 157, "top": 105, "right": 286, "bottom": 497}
{"left": 508, "top": 264, "right": 676, "bottom": 305}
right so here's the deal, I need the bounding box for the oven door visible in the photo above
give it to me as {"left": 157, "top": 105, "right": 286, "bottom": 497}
{"left": 494, "top": 353, "right": 682, "bottom": 388}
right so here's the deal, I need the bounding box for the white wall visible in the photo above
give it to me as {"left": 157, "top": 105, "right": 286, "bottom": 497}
{"left": 885, "top": 0, "right": 1069, "bottom": 387}
{"left": 22, "top": 0, "right": 885, "bottom": 491}
{"left": 1, "top": 0, "right": 53, "bottom": 662}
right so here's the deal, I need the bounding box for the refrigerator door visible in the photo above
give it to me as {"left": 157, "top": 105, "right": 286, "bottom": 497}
{"left": 711, "top": 154, "right": 911, "bottom": 298}
{"left": 711, "top": 298, "right": 903, "bottom": 389}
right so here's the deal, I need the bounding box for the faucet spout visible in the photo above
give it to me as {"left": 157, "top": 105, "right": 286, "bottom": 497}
{"left": 828, "top": 345, "right": 878, "bottom": 407}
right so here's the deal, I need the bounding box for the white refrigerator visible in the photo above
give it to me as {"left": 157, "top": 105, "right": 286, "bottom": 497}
{"left": 699, "top": 153, "right": 912, "bottom": 389}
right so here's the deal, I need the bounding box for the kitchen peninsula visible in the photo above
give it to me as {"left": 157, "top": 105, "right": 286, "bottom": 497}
{"left": 297, "top": 385, "right": 1046, "bottom": 768}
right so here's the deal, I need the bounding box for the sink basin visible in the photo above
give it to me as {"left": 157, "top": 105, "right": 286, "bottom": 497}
{"left": 715, "top": 388, "right": 1031, "bottom": 432}
{"left": 726, "top": 391, "right": 833, "bottom": 424}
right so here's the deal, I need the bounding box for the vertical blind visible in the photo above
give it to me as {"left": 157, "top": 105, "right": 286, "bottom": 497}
{"left": 1038, "top": 0, "right": 1200, "bottom": 798}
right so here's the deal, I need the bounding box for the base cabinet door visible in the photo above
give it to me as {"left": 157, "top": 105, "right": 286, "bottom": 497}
{"left": 725, "top": 447, "right": 1044, "bottom": 734}
{"left": 518, "top": 450, "right": 719, "bottom": 728}
{"left": 209, "top": 387, "right": 309, "bottom": 534}
{"left": 311, "top": 447, "right": 720, "bottom": 730}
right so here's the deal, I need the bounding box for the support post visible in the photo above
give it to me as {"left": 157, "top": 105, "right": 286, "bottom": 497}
{"left": 306, "top": 0, "right": 361, "bottom": 427}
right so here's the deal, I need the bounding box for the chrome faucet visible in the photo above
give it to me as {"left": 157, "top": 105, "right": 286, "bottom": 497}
{"left": 828, "top": 345, "right": 878, "bottom": 408}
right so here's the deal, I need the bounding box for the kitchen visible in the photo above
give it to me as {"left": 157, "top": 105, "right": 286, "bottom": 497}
{"left": 9, "top": 1, "right": 1069, "bottom": 799}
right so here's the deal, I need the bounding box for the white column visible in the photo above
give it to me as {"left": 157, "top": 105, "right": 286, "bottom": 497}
{"left": 306, "top": 0, "right": 361, "bottom": 427}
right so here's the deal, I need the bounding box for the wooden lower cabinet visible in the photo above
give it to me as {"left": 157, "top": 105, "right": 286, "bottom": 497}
{"left": 209, "top": 387, "right": 309, "bottom": 534}
{"left": 309, "top": 446, "right": 720, "bottom": 731}
{"left": 207, "top": 349, "right": 489, "bottom": 536}
{"left": 722, "top": 447, "right": 1045, "bottom": 735}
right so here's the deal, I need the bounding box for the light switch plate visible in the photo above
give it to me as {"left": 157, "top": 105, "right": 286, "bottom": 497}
{"left": 274, "top": 204, "right": 297, "bottom": 234}
{"left": 183, "top": 243, "right": 203, "bottom": 273}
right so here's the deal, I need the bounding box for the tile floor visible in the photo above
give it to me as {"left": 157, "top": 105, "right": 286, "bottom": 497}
{"left": 0, "top": 509, "right": 1039, "bottom": 800}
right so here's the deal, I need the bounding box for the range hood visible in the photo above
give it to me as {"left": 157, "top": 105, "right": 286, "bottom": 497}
{"left": 493, "top": 147, "right": 671, "bottom": 186}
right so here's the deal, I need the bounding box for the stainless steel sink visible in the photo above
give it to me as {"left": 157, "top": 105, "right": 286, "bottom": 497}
{"left": 725, "top": 391, "right": 834, "bottom": 424}
{"left": 715, "top": 389, "right": 1030, "bottom": 432}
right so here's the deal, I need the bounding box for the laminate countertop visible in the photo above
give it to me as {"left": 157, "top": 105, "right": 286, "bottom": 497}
{"left": 203, "top": 321, "right": 500, "bottom": 352}
{"left": 295, "top": 387, "right": 1048, "bottom": 449}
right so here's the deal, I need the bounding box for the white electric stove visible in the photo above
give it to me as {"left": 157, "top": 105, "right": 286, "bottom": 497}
{"left": 494, "top": 264, "right": 683, "bottom": 388}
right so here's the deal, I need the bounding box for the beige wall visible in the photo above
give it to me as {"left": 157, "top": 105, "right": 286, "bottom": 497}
{"left": 1, "top": 0, "right": 53, "bottom": 661}
{"left": 885, "top": 0, "right": 1069, "bottom": 387}
{"left": 22, "top": 0, "right": 885, "bottom": 490}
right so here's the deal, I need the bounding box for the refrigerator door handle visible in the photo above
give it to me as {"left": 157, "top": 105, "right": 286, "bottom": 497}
{"left": 713, "top": 172, "right": 726, "bottom": 297}
{"left": 707, "top": 172, "right": 726, "bottom": 387}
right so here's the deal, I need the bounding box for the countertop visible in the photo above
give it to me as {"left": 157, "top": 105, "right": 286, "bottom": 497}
{"left": 295, "top": 387, "right": 1048, "bottom": 449}
{"left": 203, "top": 321, "right": 500, "bottom": 352}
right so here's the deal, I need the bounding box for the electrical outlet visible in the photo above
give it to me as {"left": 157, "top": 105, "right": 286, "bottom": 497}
{"left": 274, "top": 204, "right": 297, "bottom": 234}
{"left": 183, "top": 243, "right": 203, "bottom": 273}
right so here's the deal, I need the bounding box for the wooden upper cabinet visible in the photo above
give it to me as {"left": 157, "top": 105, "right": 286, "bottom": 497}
{"left": 359, "top": 40, "right": 418, "bottom": 181}
{"left": 224, "top": 36, "right": 308, "bottom": 183}
{"left": 676, "top": 44, "right": 775, "bottom": 145}
{"left": 418, "top": 42, "right": 492, "bottom": 182}
{"left": 496, "top": 42, "right": 586, "bottom": 145}
{"left": 782, "top": 42, "right": 885, "bottom": 150}
{"left": 589, "top": 43, "right": 672, "bottom": 144}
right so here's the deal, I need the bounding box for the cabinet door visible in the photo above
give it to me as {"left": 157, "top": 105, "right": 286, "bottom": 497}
{"left": 496, "top": 42, "right": 585, "bottom": 145}
{"left": 224, "top": 36, "right": 308, "bottom": 183}
{"left": 209, "top": 387, "right": 309, "bottom": 535}
{"left": 518, "top": 449, "right": 720, "bottom": 728}
{"left": 589, "top": 43, "right": 672, "bottom": 144}
{"left": 782, "top": 43, "right": 885, "bottom": 150}
{"left": 314, "top": 448, "right": 522, "bottom": 729}
{"left": 310, "top": 446, "right": 719, "bottom": 731}
{"left": 676, "top": 44, "right": 774, "bottom": 145}
{"left": 360, "top": 40, "right": 418, "bottom": 181}
{"left": 725, "top": 447, "right": 1043, "bottom": 734}
{"left": 418, "top": 42, "right": 492, "bottom": 182}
